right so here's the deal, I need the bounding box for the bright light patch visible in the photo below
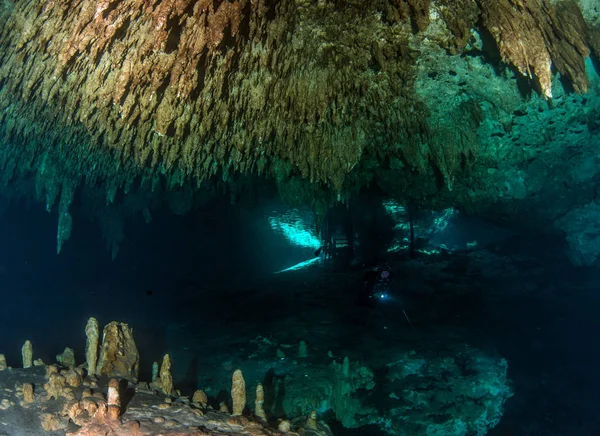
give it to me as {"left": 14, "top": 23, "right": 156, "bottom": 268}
{"left": 376, "top": 292, "right": 398, "bottom": 304}
{"left": 268, "top": 209, "right": 320, "bottom": 249}
{"left": 275, "top": 257, "right": 320, "bottom": 274}
{"left": 388, "top": 242, "right": 409, "bottom": 253}
{"left": 433, "top": 208, "right": 457, "bottom": 233}
{"left": 383, "top": 199, "right": 406, "bottom": 216}
{"left": 417, "top": 248, "right": 442, "bottom": 256}
{"left": 393, "top": 222, "right": 411, "bottom": 231}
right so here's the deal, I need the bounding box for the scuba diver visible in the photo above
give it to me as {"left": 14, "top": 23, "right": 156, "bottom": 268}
{"left": 358, "top": 263, "right": 392, "bottom": 306}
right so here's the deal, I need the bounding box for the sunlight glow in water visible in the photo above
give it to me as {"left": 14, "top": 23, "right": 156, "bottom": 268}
{"left": 383, "top": 199, "right": 406, "bottom": 215}
{"left": 268, "top": 209, "right": 320, "bottom": 249}
{"left": 275, "top": 257, "right": 320, "bottom": 274}
{"left": 433, "top": 208, "right": 458, "bottom": 232}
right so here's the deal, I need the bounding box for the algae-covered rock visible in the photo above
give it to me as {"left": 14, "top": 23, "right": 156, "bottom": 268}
{"left": 555, "top": 201, "right": 600, "bottom": 266}
{"left": 260, "top": 344, "right": 511, "bottom": 435}
{"left": 384, "top": 347, "right": 513, "bottom": 435}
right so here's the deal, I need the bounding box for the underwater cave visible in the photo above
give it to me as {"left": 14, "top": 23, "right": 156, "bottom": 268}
{"left": 0, "top": 0, "right": 600, "bottom": 435}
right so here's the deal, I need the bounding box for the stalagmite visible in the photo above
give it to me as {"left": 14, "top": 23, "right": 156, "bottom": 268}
{"left": 342, "top": 356, "right": 350, "bottom": 378}
{"left": 278, "top": 420, "right": 292, "bottom": 433}
{"left": 298, "top": 340, "right": 308, "bottom": 358}
{"left": 22, "top": 383, "right": 34, "bottom": 404}
{"left": 107, "top": 378, "right": 121, "bottom": 420}
{"left": 255, "top": 383, "right": 267, "bottom": 421}
{"left": 85, "top": 317, "right": 99, "bottom": 376}
{"left": 231, "top": 369, "right": 246, "bottom": 416}
{"left": 306, "top": 410, "right": 318, "bottom": 430}
{"left": 192, "top": 390, "right": 208, "bottom": 407}
{"left": 97, "top": 321, "right": 139, "bottom": 381}
{"left": 159, "top": 354, "right": 174, "bottom": 396}
{"left": 151, "top": 361, "right": 159, "bottom": 383}
{"left": 56, "top": 347, "right": 76, "bottom": 367}
{"left": 22, "top": 340, "right": 33, "bottom": 368}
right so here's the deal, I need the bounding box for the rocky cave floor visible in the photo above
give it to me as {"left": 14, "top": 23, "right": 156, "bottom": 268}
{"left": 2, "top": 237, "right": 600, "bottom": 435}
{"left": 0, "top": 365, "right": 293, "bottom": 435}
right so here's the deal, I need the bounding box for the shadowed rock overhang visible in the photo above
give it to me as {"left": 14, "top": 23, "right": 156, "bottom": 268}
{"left": 0, "top": 0, "right": 598, "bottom": 254}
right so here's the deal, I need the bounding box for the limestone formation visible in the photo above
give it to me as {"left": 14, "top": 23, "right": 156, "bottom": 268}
{"left": 0, "top": 0, "right": 597, "bottom": 257}
{"left": 0, "top": 316, "right": 318, "bottom": 435}
{"left": 156, "top": 354, "right": 174, "bottom": 396}
{"left": 219, "top": 401, "right": 230, "bottom": 413}
{"left": 84, "top": 317, "right": 99, "bottom": 375}
{"left": 231, "top": 369, "right": 246, "bottom": 416}
{"left": 44, "top": 373, "right": 67, "bottom": 401}
{"left": 56, "top": 347, "right": 76, "bottom": 367}
{"left": 478, "top": 0, "right": 597, "bottom": 99}
{"left": 21, "top": 340, "right": 33, "bottom": 368}
{"left": 40, "top": 413, "right": 68, "bottom": 432}
{"left": 22, "top": 383, "right": 34, "bottom": 404}
{"left": 62, "top": 368, "right": 83, "bottom": 388}
{"left": 278, "top": 420, "right": 292, "bottom": 433}
{"left": 342, "top": 356, "right": 350, "bottom": 378}
{"left": 0, "top": 354, "right": 6, "bottom": 370}
{"left": 96, "top": 321, "right": 139, "bottom": 382}
{"left": 107, "top": 378, "right": 121, "bottom": 420}
{"left": 192, "top": 389, "right": 208, "bottom": 407}
{"left": 306, "top": 410, "right": 318, "bottom": 430}
{"left": 151, "top": 361, "right": 159, "bottom": 382}
{"left": 298, "top": 340, "right": 308, "bottom": 358}
{"left": 46, "top": 365, "right": 59, "bottom": 378}
{"left": 255, "top": 383, "right": 267, "bottom": 421}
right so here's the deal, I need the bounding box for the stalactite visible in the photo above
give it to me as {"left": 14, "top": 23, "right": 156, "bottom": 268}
{"left": 0, "top": 0, "right": 596, "bottom": 254}
{"left": 478, "top": 0, "right": 597, "bottom": 99}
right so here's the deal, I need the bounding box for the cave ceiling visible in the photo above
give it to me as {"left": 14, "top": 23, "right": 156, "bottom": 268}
{"left": 0, "top": 0, "right": 599, "bottom": 253}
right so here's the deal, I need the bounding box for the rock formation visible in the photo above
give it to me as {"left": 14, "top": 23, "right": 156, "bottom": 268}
{"left": 0, "top": 318, "right": 295, "bottom": 435}
{"left": 106, "top": 378, "right": 121, "bottom": 421}
{"left": 232, "top": 369, "right": 247, "bottom": 416}
{"left": 156, "top": 353, "right": 175, "bottom": 396}
{"left": 96, "top": 321, "right": 140, "bottom": 382}
{"left": 21, "top": 340, "right": 32, "bottom": 369}
{"left": 22, "top": 383, "right": 34, "bottom": 404}
{"left": 192, "top": 389, "right": 209, "bottom": 407}
{"left": 152, "top": 361, "right": 159, "bottom": 383}
{"left": 84, "top": 317, "right": 99, "bottom": 376}
{"left": 255, "top": 383, "right": 267, "bottom": 421}
{"left": 56, "top": 347, "right": 76, "bottom": 368}
{"left": 298, "top": 340, "right": 308, "bottom": 358}
{"left": 0, "top": 0, "right": 598, "bottom": 257}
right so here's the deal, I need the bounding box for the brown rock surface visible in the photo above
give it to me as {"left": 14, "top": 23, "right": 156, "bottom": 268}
{"left": 97, "top": 321, "right": 140, "bottom": 382}
{"left": 0, "top": 365, "right": 287, "bottom": 435}
{"left": 478, "top": 0, "right": 597, "bottom": 99}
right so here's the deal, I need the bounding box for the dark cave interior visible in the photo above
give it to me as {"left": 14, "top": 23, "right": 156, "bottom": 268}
{"left": 1, "top": 189, "right": 600, "bottom": 435}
